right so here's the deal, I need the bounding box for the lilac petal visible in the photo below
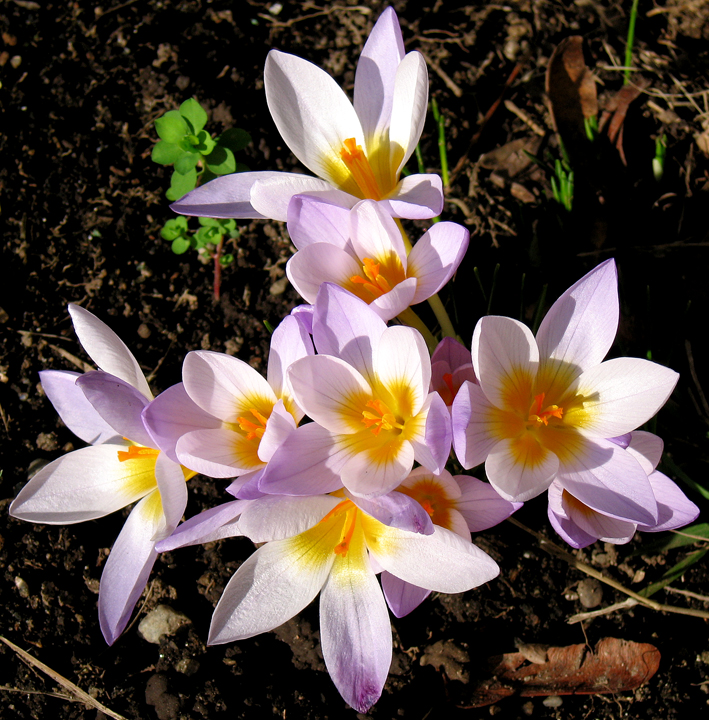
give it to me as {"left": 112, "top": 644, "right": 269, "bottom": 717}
{"left": 639, "top": 471, "right": 700, "bottom": 532}
{"left": 39, "top": 369, "right": 119, "bottom": 445}
{"left": 451, "top": 380, "right": 498, "bottom": 469}
{"left": 382, "top": 174, "right": 444, "bottom": 219}
{"left": 345, "top": 490, "right": 433, "bottom": 535}
{"left": 411, "top": 392, "right": 451, "bottom": 474}
{"left": 156, "top": 500, "right": 250, "bottom": 551}
{"left": 558, "top": 437, "right": 658, "bottom": 525}
{"left": 380, "top": 571, "right": 431, "bottom": 618}
{"left": 142, "top": 382, "right": 221, "bottom": 462}
{"left": 312, "top": 283, "right": 387, "bottom": 383}
{"left": 287, "top": 194, "right": 352, "bottom": 251}
{"left": 9, "top": 443, "right": 153, "bottom": 524}
{"left": 349, "top": 200, "right": 407, "bottom": 267}
{"left": 259, "top": 422, "right": 347, "bottom": 495}
{"left": 320, "top": 530, "right": 391, "bottom": 714}
{"left": 169, "top": 170, "right": 282, "bottom": 219}
{"left": 608, "top": 433, "right": 632, "bottom": 449}
{"left": 431, "top": 337, "right": 472, "bottom": 371}
{"left": 340, "top": 436, "right": 414, "bottom": 498}
{"left": 354, "top": 6, "right": 405, "bottom": 141}
{"left": 290, "top": 303, "right": 314, "bottom": 336}
{"left": 454, "top": 475, "right": 522, "bottom": 532}
{"left": 229, "top": 469, "right": 266, "bottom": 499}
{"left": 537, "top": 259, "right": 618, "bottom": 375}
{"left": 287, "top": 243, "right": 363, "bottom": 305}
{"left": 237, "top": 495, "right": 342, "bottom": 542}
{"left": 76, "top": 371, "right": 153, "bottom": 447}
{"left": 547, "top": 485, "right": 598, "bottom": 549}
{"left": 176, "top": 428, "right": 259, "bottom": 478}
{"left": 68, "top": 304, "right": 153, "bottom": 400}
{"left": 408, "top": 221, "right": 470, "bottom": 304}
{"left": 153, "top": 453, "right": 188, "bottom": 539}
{"left": 257, "top": 400, "right": 297, "bottom": 463}
{"left": 266, "top": 316, "right": 314, "bottom": 414}
{"left": 626, "top": 430, "right": 664, "bottom": 473}
{"left": 98, "top": 490, "right": 163, "bottom": 644}
{"left": 368, "top": 278, "right": 418, "bottom": 321}
{"left": 559, "top": 485, "right": 636, "bottom": 544}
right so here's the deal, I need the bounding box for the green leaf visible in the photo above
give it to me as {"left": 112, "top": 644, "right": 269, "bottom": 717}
{"left": 160, "top": 216, "right": 188, "bottom": 240}
{"left": 171, "top": 236, "right": 191, "bottom": 254}
{"left": 152, "top": 140, "right": 183, "bottom": 166}
{"left": 218, "top": 127, "right": 251, "bottom": 152}
{"left": 155, "top": 111, "right": 188, "bottom": 143}
{"left": 165, "top": 168, "right": 198, "bottom": 201}
{"left": 198, "top": 216, "right": 221, "bottom": 228}
{"left": 234, "top": 162, "right": 250, "bottom": 174}
{"left": 633, "top": 523, "right": 709, "bottom": 556}
{"left": 205, "top": 146, "right": 236, "bottom": 175}
{"left": 180, "top": 98, "right": 208, "bottom": 134}
{"left": 174, "top": 151, "right": 200, "bottom": 175}
{"left": 195, "top": 130, "right": 216, "bottom": 155}
{"left": 661, "top": 456, "right": 709, "bottom": 501}
{"left": 195, "top": 226, "right": 219, "bottom": 247}
{"left": 220, "top": 253, "right": 235, "bottom": 267}
{"left": 638, "top": 547, "right": 709, "bottom": 598}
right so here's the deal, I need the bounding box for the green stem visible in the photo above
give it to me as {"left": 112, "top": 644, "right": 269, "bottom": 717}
{"left": 394, "top": 218, "right": 413, "bottom": 254}
{"left": 624, "top": 0, "right": 639, "bottom": 85}
{"left": 427, "top": 293, "right": 457, "bottom": 340}
{"left": 396, "top": 308, "right": 437, "bottom": 353}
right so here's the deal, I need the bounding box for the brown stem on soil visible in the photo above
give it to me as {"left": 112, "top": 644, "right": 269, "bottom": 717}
{"left": 213, "top": 236, "right": 224, "bottom": 302}
{"left": 507, "top": 517, "right": 709, "bottom": 622}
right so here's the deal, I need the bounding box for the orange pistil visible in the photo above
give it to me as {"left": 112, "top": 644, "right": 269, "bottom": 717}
{"left": 237, "top": 408, "right": 269, "bottom": 441}
{"left": 350, "top": 257, "right": 393, "bottom": 298}
{"left": 527, "top": 392, "right": 564, "bottom": 426}
{"left": 117, "top": 444, "right": 160, "bottom": 463}
{"left": 333, "top": 509, "right": 358, "bottom": 558}
{"left": 340, "top": 137, "right": 382, "bottom": 200}
{"left": 361, "top": 398, "right": 401, "bottom": 436}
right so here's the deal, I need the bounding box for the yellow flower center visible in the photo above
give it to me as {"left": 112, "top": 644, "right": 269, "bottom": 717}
{"left": 236, "top": 408, "right": 270, "bottom": 441}
{"left": 361, "top": 398, "right": 404, "bottom": 436}
{"left": 527, "top": 392, "right": 564, "bottom": 428}
{"left": 318, "top": 499, "right": 360, "bottom": 558}
{"left": 398, "top": 479, "right": 454, "bottom": 529}
{"left": 340, "top": 138, "right": 382, "bottom": 200}
{"left": 350, "top": 257, "right": 394, "bottom": 298}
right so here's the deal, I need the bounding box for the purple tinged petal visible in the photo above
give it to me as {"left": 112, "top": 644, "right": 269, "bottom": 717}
{"left": 76, "top": 371, "right": 153, "bottom": 447}
{"left": 354, "top": 6, "right": 404, "bottom": 141}
{"left": 559, "top": 485, "right": 637, "bottom": 544}
{"left": 98, "top": 490, "right": 163, "bottom": 644}
{"left": 68, "top": 304, "right": 152, "bottom": 400}
{"left": 176, "top": 428, "right": 258, "bottom": 478}
{"left": 608, "top": 433, "right": 632, "bottom": 449}
{"left": 407, "top": 221, "right": 470, "bottom": 304}
{"left": 340, "top": 437, "right": 414, "bottom": 498}
{"left": 380, "top": 571, "right": 431, "bottom": 618}
{"left": 287, "top": 243, "right": 363, "bottom": 305}
{"left": 345, "top": 490, "right": 434, "bottom": 535}
{"left": 259, "top": 423, "right": 347, "bottom": 496}
{"left": 312, "top": 284, "right": 387, "bottom": 383}
{"left": 368, "top": 277, "right": 418, "bottom": 321}
{"left": 39, "top": 369, "right": 119, "bottom": 445}
{"left": 257, "top": 400, "right": 297, "bottom": 463}
{"left": 451, "top": 380, "right": 499, "bottom": 469}
{"left": 349, "top": 200, "right": 407, "bottom": 267}
{"left": 547, "top": 483, "right": 598, "bottom": 549}
{"left": 486, "top": 437, "right": 559, "bottom": 502}
{"left": 267, "top": 314, "right": 315, "bottom": 410}
{"left": 558, "top": 437, "right": 658, "bottom": 525}
{"left": 431, "top": 336, "right": 472, "bottom": 370}
{"left": 320, "top": 531, "right": 391, "bottom": 714}
{"left": 454, "top": 475, "right": 522, "bottom": 532}
{"left": 627, "top": 430, "right": 663, "bottom": 473}
{"left": 229, "top": 469, "right": 266, "bottom": 499}
{"left": 156, "top": 500, "right": 249, "bottom": 551}
{"left": 639, "top": 471, "right": 700, "bottom": 532}
{"left": 153, "top": 453, "right": 188, "bottom": 540}
{"left": 290, "top": 303, "right": 314, "bottom": 336}
{"left": 287, "top": 194, "right": 353, "bottom": 251}
{"left": 382, "top": 174, "right": 444, "bottom": 218}
{"left": 142, "top": 382, "right": 221, "bottom": 463}
{"left": 411, "top": 392, "right": 451, "bottom": 474}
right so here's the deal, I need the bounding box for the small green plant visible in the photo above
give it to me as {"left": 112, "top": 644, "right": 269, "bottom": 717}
{"left": 653, "top": 134, "right": 667, "bottom": 181}
{"left": 152, "top": 98, "right": 250, "bottom": 299}
{"left": 550, "top": 158, "right": 574, "bottom": 212}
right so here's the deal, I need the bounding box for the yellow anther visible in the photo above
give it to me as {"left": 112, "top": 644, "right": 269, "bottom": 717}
{"left": 340, "top": 137, "right": 382, "bottom": 200}
{"left": 237, "top": 408, "right": 269, "bottom": 441}
{"left": 117, "top": 445, "right": 160, "bottom": 463}
{"left": 527, "top": 393, "right": 564, "bottom": 426}
{"left": 361, "top": 398, "right": 401, "bottom": 436}
{"left": 350, "top": 257, "right": 393, "bottom": 298}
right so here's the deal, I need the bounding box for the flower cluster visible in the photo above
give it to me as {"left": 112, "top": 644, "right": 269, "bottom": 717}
{"left": 10, "top": 6, "right": 698, "bottom": 714}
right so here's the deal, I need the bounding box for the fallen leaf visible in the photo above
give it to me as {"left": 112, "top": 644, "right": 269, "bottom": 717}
{"left": 598, "top": 79, "right": 650, "bottom": 164}
{"left": 462, "top": 637, "right": 661, "bottom": 708}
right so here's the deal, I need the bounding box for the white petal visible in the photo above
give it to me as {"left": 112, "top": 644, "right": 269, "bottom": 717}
{"left": 451, "top": 380, "right": 499, "bottom": 470}
{"left": 287, "top": 244, "right": 363, "bottom": 305}
{"left": 266, "top": 314, "right": 314, "bottom": 413}
{"left": 384, "top": 173, "right": 444, "bottom": 219}
{"left": 486, "top": 437, "right": 559, "bottom": 502}
{"left": 368, "top": 278, "right": 418, "bottom": 321}
{"left": 257, "top": 400, "right": 297, "bottom": 463}
{"left": 349, "top": 200, "right": 407, "bottom": 267}
{"left": 627, "top": 430, "right": 664, "bottom": 473}
{"left": 154, "top": 453, "right": 188, "bottom": 539}
{"left": 341, "top": 436, "right": 415, "bottom": 498}
{"left": 176, "top": 428, "right": 261, "bottom": 478}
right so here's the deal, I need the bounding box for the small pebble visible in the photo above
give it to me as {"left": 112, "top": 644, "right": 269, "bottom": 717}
{"left": 138, "top": 605, "right": 190, "bottom": 644}
{"left": 543, "top": 695, "right": 563, "bottom": 708}
{"left": 577, "top": 578, "right": 603, "bottom": 608}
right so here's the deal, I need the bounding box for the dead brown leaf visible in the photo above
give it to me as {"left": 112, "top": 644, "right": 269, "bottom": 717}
{"left": 598, "top": 79, "right": 650, "bottom": 164}
{"left": 462, "top": 637, "right": 661, "bottom": 708}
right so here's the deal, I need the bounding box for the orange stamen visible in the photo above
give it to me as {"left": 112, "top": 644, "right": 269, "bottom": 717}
{"left": 117, "top": 445, "right": 160, "bottom": 462}
{"left": 528, "top": 392, "right": 564, "bottom": 426}
{"left": 340, "top": 138, "right": 382, "bottom": 200}
{"left": 237, "top": 408, "right": 269, "bottom": 441}
{"left": 361, "top": 398, "right": 401, "bottom": 436}
{"left": 350, "top": 257, "right": 393, "bottom": 298}
{"left": 334, "top": 509, "right": 358, "bottom": 558}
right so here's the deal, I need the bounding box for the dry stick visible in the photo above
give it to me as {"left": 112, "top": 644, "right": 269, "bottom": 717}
{"left": 506, "top": 518, "right": 709, "bottom": 623}
{"left": 448, "top": 62, "right": 523, "bottom": 185}
{"left": 0, "top": 636, "right": 131, "bottom": 720}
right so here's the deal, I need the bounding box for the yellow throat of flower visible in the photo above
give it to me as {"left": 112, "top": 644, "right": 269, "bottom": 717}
{"left": 340, "top": 138, "right": 383, "bottom": 200}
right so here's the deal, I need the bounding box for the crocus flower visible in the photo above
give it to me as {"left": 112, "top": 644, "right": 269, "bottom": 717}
{"left": 260, "top": 284, "right": 451, "bottom": 498}
{"left": 430, "top": 336, "right": 477, "bottom": 407}
{"left": 452, "top": 260, "right": 679, "bottom": 524}
{"left": 548, "top": 431, "right": 700, "bottom": 548}
{"left": 171, "top": 7, "right": 442, "bottom": 222}
{"left": 144, "top": 315, "right": 313, "bottom": 494}
{"left": 9, "top": 305, "right": 193, "bottom": 644}
{"left": 285, "top": 196, "right": 469, "bottom": 321}
{"left": 205, "top": 493, "right": 499, "bottom": 713}
{"left": 381, "top": 467, "right": 521, "bottom": 616}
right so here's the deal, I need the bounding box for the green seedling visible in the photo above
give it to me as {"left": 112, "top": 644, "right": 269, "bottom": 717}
{"left": 624, "top": 0, "right": 640, "bottom": 85}
{"left": 653, "top": 134, "right": 667, "bottom": 181}
{"left": 584, "top": 114, "right": 598, "bottom": 142}
{"left": 550, "top": 158, "right": 574, "bottom": 212}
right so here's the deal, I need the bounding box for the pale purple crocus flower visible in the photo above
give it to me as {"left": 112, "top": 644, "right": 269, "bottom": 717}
{"left": 285, "top": 196, "right": 469, "bottom": 321}
{"left": 381, "top": 467, "right": 521, "bottom": 617}
{"left": 201, "top": 492, "right": 498, "bottom": 713}
{"left": 430, "top": 336, "right": 478, "bottom": 408}
{"left": 548, "top": 431, "right": 700, "bottom": 548}
{"left": 452, "top": 259, "right": 679, "bottom": 521}
{"left": 171, "top": 7, "right": 442, "bottom": 222}
{"left": 144, "top": 315, "right": 314, "bottom": 494}
{"left": 9, "top": 304, "right": 193, "bottom": 645}
{"left": 259, "top": 284, "right": 452, "bottom": 499}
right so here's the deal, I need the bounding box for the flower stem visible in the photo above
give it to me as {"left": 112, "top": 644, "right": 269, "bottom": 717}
{"left": 396, "top": 308, "right": 437, "bottom": 353}
{"left": 426, "top": 293, "right": 457, "bottom": 339}
{"left": 395, "top": 219, "right": 413, "bottom": 254}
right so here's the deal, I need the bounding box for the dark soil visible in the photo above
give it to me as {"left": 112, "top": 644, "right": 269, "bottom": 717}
{"left": 2, "top": 1, "right": 709, "bottom": 718}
